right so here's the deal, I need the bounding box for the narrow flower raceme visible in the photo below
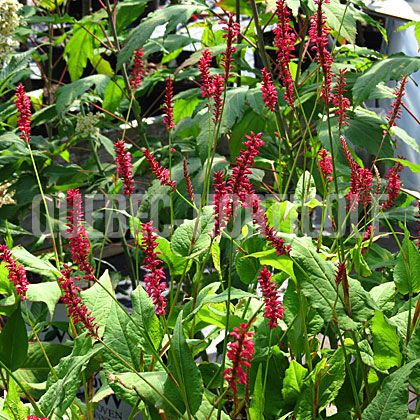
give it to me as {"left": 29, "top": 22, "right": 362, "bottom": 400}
{"left": 183, "top": 158, "right": 194, "bottom": 203}
{"left": 274, "top": 0, "right": 296, "bottom": 108}
{"left": 0, "top": 244, "right": 29, "bottom": 300}
{"left": 212, "top": 171, "right": 232, "bottom": 238}
{"left": 309, "top": 0, "right": 335, "bottom": 104}
{"left": 361, "top": 225, "right": 374, "bottom": 254}
{"left": 317, "top": 148, "right": 333, "bottom": 182}
{"left": 357, "top": 168, "right": 374, "bottom": 209}
{"left": 59, "top": 264, "right": 99, "bottom": 338}
{"left": 220, "top": 13, "right": 241, "bottom": 83}
{"left": 199, "top": 49, "right": 213, "bottom": 99}
{"left": 15, "top": 84, "right": 31, "bottom": 143}
{"left": 114, "top": 140, "right": 135, "bottom": 196}
{"left": 333, "top": 68, "right": 351, "bottom": 128}
{"left": 130, "top": 47, "right": 144, "bottom": 89}
{"left": 334, "top": 262, "right": 346, "bottom": 285}
{"left": 140, "top": 221, "right": 167, "bottom": 316}
{"left": 163, "top": 77, "right": 175, "bottom": 130}
{"left": 381, "top": 160, "right": 404, "bottom": 210}
{"left": 385, "top": 76, "right": 408, "bottom": 133}
{"left": 211, "top": 74, "right": 224, "bottom": 124}
{"left": 223, "top": 323, "right": 255, "bottom": 395}
{"left": 142, "top": 148, "right": 177, "bottom": 191}
{"left": 261, "top": 68, "right": 278, "bottom": 112}
{"left": 66, "top": 189, "right": 95, "bottom": 283}
{"left": 258, "top": 266, "right": 284, "bottom": 329}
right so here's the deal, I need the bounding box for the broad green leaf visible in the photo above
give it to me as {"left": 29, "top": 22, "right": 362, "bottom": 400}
{"left": 236, "top": 249, "right": 262, "bottom": 285}
{"left": 371, "top": 311, "right": 402, "bottom": 370}
{"left": 267, "top": 201, "right": 298, "bottom": 234}
{"left": 156, "top": 236, "right": 190, "bottom": 276}
{"left": 115, "top": 0, "right": 148, "bottom": 32}
{"left": 103, "top": 77, "right": 125, "bottom": 114}
{"left": 1, "top": 377, "right": 29, "bottom": 419}
{"left": 369, "top": 282, "right": 395, "bottom": 314}
{"left": 408, "top": 327, "right": 420, "bottom": 392}
{"left": 171, "top": 206, "right": 214, "bottom": 259}
{"left": 90, "top": 55, "right": 114, "bottom": 76}
{"left": 259, "top": 253, "right": 295, "bottom": 280}
{"left": 249, "top": 364, "right": 265, "bottom": 419}
{"left": 0, "top": 307, "right": 28, "bottom": 371}
{"left": 246, "top": 88, "right": 266, "bottom": 115}
{"left": 195, "top": 398, "right": 230, "bottom": 419}
{"left": 394, "top": 237, "right": 420, "bottom": 294}
{"left": 396, "top": 20, "right": 420, "bottom": 51}
{"left": 11, "top": 246, "right": 59, "bottom": 279}
{"left": 353, "top": 55, "right": 420, "bottom": 105}
{"left": 282, "top": 360, "right": 308, "bottom": 403}
{"left": 323, "top": 0, "right": 356, "bottom": 43}
{"left": 392, "top": 126, "right": 420, "bottom": 156}
{"left": 221, "top": 87, "right": 248, "bottom": 134}
{"left": 211, "top": 241, "right": 222, "bottom": 278}
{"left": 163, "top": 312, "right": 203, "bottom": 415}
{"left": 26, "top": 281, "right": 61, "bottom": 319}
{"left": 362, "top": 360, "right": 419, "bottom": 420}
{"left": 0, "top": 49, "right": 35, "bottom": 89}
{"left": 173, "top": 97, "right": 201, "bottom": 124}
{"left": 294, "top": 171, "right": 316, "bottom": 206}
{"left": 0, "top": 262, "right": 11, "bottom": 295}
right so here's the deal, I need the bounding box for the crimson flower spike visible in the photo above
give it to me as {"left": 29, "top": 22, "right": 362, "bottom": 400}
{"left": 309, "top": 0, "right": 335, "bottom": 104}
{"left": 223, "top": 323, "right": 255, "bottom": 396}
{"left": 0, "top": 245, "right": 29, "bottom": 300}
{"left": 183, "top": 158, "right": 194, "bottom": 203}
{"left": 261, "top": 68, "right": 278, "bottom": 112}
{"left": 317, "top": 148, "right": 333, "bottom": 182}
{"left": 274, "top": 0, "right": 296, "bottom": 108}
{"left": 140, "top": 221, "right": 167, "bottom": 316}
{"left": 220, "top": 13, "right": 240, "bottom": 84}
{"left": 199, "top": 49, "right": 213, "bottom": 99}
{"left": 15, "top": 84, "right": 32, "bottom": 143}
{"left": 381, "top": 158, "right": 404, "bottom": 210}
{"left": 114, "top": 140, "right": 135, "bottom": 196}
{"left": 212, "top": 171, "right": 232, "bottom": 238}
{"left": 333, "top": 68, "right": 351, "bottom": 129}
{"left": 385, "top": 75, "right": 408, "bottom": 133}
{"left": 258, "top": 266, "right": 284, "bottom": 329}
{"left": 361, "top": 225, "right": 374, "bottom": 254}
{"left": 66, "top": 189, "right": 95, "bottom": 284}
{"left": 143, "top": 148, "right": 177, "bottom": 191}
{"left": 211, "top": 74, "right": 224, "bottom": 124}
{"left": 130, "top": 47, "right": 144, "bottom": 90}
{"left": 163, "top": 77, "right": 175, "bottom": 130}
{"left": 59, "top": 264, "right": 99, "bottom": 338}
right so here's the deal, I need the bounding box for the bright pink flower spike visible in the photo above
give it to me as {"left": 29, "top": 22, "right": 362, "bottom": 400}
{"left": 130, "top": 48, "right": 144, "bottom": 89}
{"left": 317, "top": 148, "right": 333, "bottom": 182}
{"left": 333, "top": 68, "right": 351, "bottom": 128}
{"left": 115, "top": 140, "right": 135, "bottom": 196}
{"left": 381, "top": 160, "right": 404, "bottom": 210}
{"left": 163, "top": 77, "right": 175, "bottom": 130}
{"left": 199, "top": 49, "right": 213, "bottom": 99}
{"left": 15, "top": 84, "right": 32, "bottom": 143}
{"left": 0, "top": 245, "right": 29, "bottom": 300}
{"left": 143, "top": 148, "right": 176, "bottom": 191}
{"left": 261, "top": 68, "right": 278, "bottom": 112}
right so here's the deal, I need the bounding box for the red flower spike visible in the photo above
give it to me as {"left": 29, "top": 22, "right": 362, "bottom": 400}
{"left": 309, "top": 0, "right": 335, "bottom": 104}
{"left": 357, "top": 168, "right": 374, "bottom": 209}
{"left": 163, "top": 77, "right": 175, "bottom": 130}
{"left": 0, "top": 245, "right": 29, "bottom": 300}
{"left": 140, "top": 221, "right": 167, "bottom": 316}
{"left": 335, "top": 262, "right": 347, "bottom": 285}
{"left": 223, "top": 323, "right": 255, "bottom": 396}
{"left": 385, "top": 76, "right": 408, "bottom": 133}
{"left": 199, "top": 49, "right": 213, "bottom": 99}
{"left": 59, "top": 264, "right": 99, "bottom": 338}
{"left": 274, "top": 0, "right": 296, "bottom": 108}
{"left": 66, "top": 189, "right": 95, "bottom": 284}
{"left": 130, "top": 48, "right": 144, "bottom": 90}
{"left": 15, "top": 84, "right": 32, "bottom": 143}
{"left": 261, "top": 68, "right": 278, "bottom": 112}
{"left": 183, "top": 158, "right": 194, "bottom": 203}
{"left": 212, "top": 171, "right": 232, "bottom": 237}
{"left": 115, "top": 140, "right": 135, "bottom": 196}
{"left": 211, "top": 74, "right": 224, "bottom": 124}
{"left": 381, "top": 161, "right": 404, "bottom": 210}
{"left": 143, "top": 148, "right": 176, "bottom": 191}
{"left": 333, "top": 68, "right": 351, "bottom": 128}
{"left": 361, "top": 225, "right": 374, "bottom": 254}
{"left": 317, "top": 148, "right": 333, "bottom": 182}
{"left": 258, "top": 266, "right": 284, "bottom": 329}
{"left": 220, "top": 13, "right": 240, "bottom": 83}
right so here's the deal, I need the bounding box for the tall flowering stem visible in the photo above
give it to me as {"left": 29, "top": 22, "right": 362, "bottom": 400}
{"left": 261, "top": 68, "right": 278, "bottom": 112}
{"left": 59, "top": 264, "right": 99, "bottom": 338}
{"left": 130, "top": 47, "right": 144, "bottom": 90}
{"left": 223, "top": 323, "right": 255, "bottom": 397}
{"left": 140, "top": 222, "right": 167, "bottom": 316}
{"left": 115, "top": 140, "right": 135, "bottom": 196}
{"left": 211, "top": 74, "right": 224, "bottom": 124}
{"left": 274, "top": 0, "right": 296, "bottom": 108}
{"left": 199, "top": 49, "right": 213, "bottom": 99}
{"left": 333, "top": 68, "right": 351, "bottom": 129}
{"left": 183, "top": 158, "right": 194, "bottom": 203}
{"left": 212, "top": 171, "right": 231, "bottom": 238}
{"left": 220, "top": 13, "right": 240, "bottom": 84}
{"left": 143, "top": 148, "right": 177, "bottom": 191}
{"left": 317, "top": 148, "right": 333, "bottom": 182}
{"left": 385, "top": 76, "right": 408, "bottom": 132}
{"left": 66, "top": 189, "right": 95, "bottom": 284}
{"left": 163, "top": 77, "right": 175, "bottom": 130}
{"left": 381, "top": 160, "right": 404, "bottom": 210}
{"left": 309, "top": 0, "right": 335, "bottom": 104}
{"left": 15, "top": 84, "right": 31, "bottom": 143}
{"left": 258, "top": 266, "right": 284, "bottom": 329}
{"left": 0, "top": 245, "right": 29, "bottom": 300}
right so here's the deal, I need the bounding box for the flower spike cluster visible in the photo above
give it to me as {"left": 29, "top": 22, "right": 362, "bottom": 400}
{"left": 385, "top": 75, "right": 408, "bottom": 133}
{"left": 163, "top": 77, "right": 175, "bottom": 130}
{"left": 211, "top": 74, "right": 224, "bottom": 124}
{"left": 143, "top": 148, "right": 177, "bottom": 192}
{"left": 59, "top": 264, "right": 99, "bottom": 338}
{"left": 261, "top": 68, "right": 278, "bottom": 112}
{"left": 223, "top": 323, "right": 255, "bottom": 395}
{"left": 0, "top": 245, "right": 29, "bottom": 300}
{"left": 381, "top": 160, "right": 404, "bottom": 210}
{"left": 130, "top": 47, "right": 144, "bottom": 89}
{"left": 317, "top": 148, "right": 333, "bottom": 182}
{"left": 140, "top": 221, "right": 167, "bottom": 316}
{"left": 114, "top": 140, "right": 135, "bottom": 196}
{"left": 258, "top": 266, "right": 284, "bottom": 329}
{"left": 333, "top": 68, "right": 351, "bottom": 128}
{"left": 334, "top": 262, "right": 347, "bottom": 285}
{"left": 199, "top": 49, "right": 213, "bottom": 99}
{"left": 220, "top": 13, "right": 240, "bottom": 83}
{"left": 66, "top": 189, "right": 95, "bottom": 283}
{"left": 274, "top": 0, "right": 296, "bottom": 108}
{"left": 15, "top": 84, "right": 31, "bottom": 143}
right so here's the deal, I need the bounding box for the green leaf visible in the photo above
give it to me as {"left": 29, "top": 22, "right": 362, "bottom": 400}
{"left": 259, "top": 253, "right": 295, "bottom": 280}
{"left": 118, "top": 4, "right": 206, "bottom": 68}
{"left": 0, "top": 49, "right": 35, "bottom": 88}
{"left": 103, "top": 77, "right": 125, "bottom": 114}
{"left": 115, "top": 0, "right": 148, "bottom": 32}
{"left": 392, "top": 126, "right": 420, "bottom": 156}
{"left": 362, "top": 360, "right": 420, "bottom": 420}
{"left": 163, "top": 311, "right": 203, "bottom": 415}
{"left": 323, "top": 0, "right": 356, "bottom": 43}
{"left": 2, "top": 377, "right": 29, "bottom": 419}
{"left": 90, "top": 55, "right": 114, "bottom": 76}
{"left": 173, "top": 97, "right": 201, "bottom": 124}
{"left": 0, "top": 307, "right": 28, "bottom": 371}
{"left": 369, "top": 282, "right": 395, "bottom": 314}
{"left": 26, "top": 281, "right": 61, "bottom": 319}
{"left": 171, "top": 206, "right": 215, "bottom": 259}
{"left": 0, "top": 262, "right": 11, "bottom": 295}
{"left": 156, "top": 236, "right": 190, "bottom": 276}
{"left": 394, "top": 237, "right": 420, "bottom": 294}
{"left": 353, "top": 55, "right": 420, "bottom": 105}
{"left": 249, "top": 364, "right": 265, "bottom": 419}
{"left": 396, "top": 20, "right": 420, "bottom": 51}
{"left": 371, "top": 311, "right": 402, "bottom": 370}
{"left": 267, "top": 201, "right": 298, "bottom": 234}
{"left": 294, "top": 171, "right": 316, "bottom": 206}
{"left": 282, "top": 360, "right": 308, "bottom": 403}
{"left": 246, "top": 88, "right": 266, "bottom": 115}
